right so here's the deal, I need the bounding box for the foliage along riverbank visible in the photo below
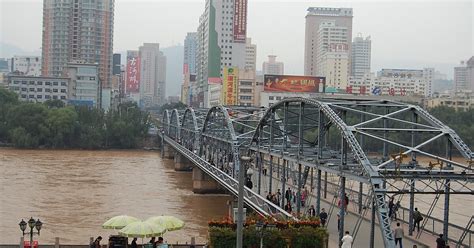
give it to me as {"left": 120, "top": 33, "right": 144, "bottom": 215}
{"left": 0, "top": 88, "right": 150, "bottom": 149}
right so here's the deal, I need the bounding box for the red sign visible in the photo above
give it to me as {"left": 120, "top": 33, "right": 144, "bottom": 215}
{"left": 24, "top": 241, "right": 38, "bottom": 248}
{"left": 264, "top": 75, "right": 325, "bottom": 93}
{"left": 126, "top": 56, "right": 140, "bottom": 93}
{"left": 346, "top": 86, "right": 353, "bottom": 94}
{"left": 360, "top": 86, "right": 367, "bottom": 95}
{"left": 233, "top": 0, "right": 247, "bottom": 43}
{"left": 389, "top": 87, "right": 395, "bottom": 96}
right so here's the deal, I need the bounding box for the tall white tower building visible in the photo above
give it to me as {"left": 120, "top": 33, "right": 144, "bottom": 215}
{"left": 139, "top": 43, "right": 166, "bottom": 107}
{"left": 351, "top": 34, "right": 371, "bottom": 79}
{"left": 262, "top": 55, "right": 284, "bottom": 75}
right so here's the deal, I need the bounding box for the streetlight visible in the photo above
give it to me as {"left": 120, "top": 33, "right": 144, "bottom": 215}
{"left": 255, "top": 220, "right": 276, "bottom": 248}
{"left": 237, "top": 155, "right": 251, "bottom": 248}
{"left": 19, "top": 217, "right": 42, "bottom": 248}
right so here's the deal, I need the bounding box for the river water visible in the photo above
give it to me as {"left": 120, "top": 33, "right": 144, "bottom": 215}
{"left": 0, "top": 148, "right": 229, "bottom": 244}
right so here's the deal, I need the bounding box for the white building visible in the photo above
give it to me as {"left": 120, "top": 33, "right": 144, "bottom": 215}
{"left": 9, "top": 56, "right": 42, "bottom": 76}
{"left": 348, "top": 68, "right": 434, "bottom": 97}
{"left": 304, "top": 7, "right": 353, "bottom": 76}
{"left": 262, "top": 55, "right": 284, "bottom": 75}
{"left": 63, "top": 62, "right": 100, "bottom": 107}
{"left": 454, "top": 57, "right": 474, "bottom": 92}
{"left": 8, "top": 75, "right": 69, "bottom": 103}
{"left": 316, "top": 21, "right": 350, "bottom": 90}
{"left": 139, "top": 43, "right": 167, "bottom": 108}
{"left": 260, "top": 92, "right": 319, "bottom": 107}
{"left": 196, "top": 0, "right": 248, "bottom": 107}
{"left": 351, "top": 34, "right": 371, "bottom": 79}
{"left": 245, "top": 38, "right": 257, "bottom": 71}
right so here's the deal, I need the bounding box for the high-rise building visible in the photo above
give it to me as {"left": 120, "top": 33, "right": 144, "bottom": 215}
{"left": 262, "top": 55, "right": 284, "bottom": 75}
{"left": 9, "top": 56, "right": 42, "bottom": 76}
{"left": 138, "top": 43, "right": 166, "bottom": 108}
{"left": 304, "top": 7, "right": 353, "bottom": 76}
{"left": 41, "top": 0, "right": 114, "bottom": 88}
{"left": 113, "top": 54, "right": 121, "bottom": 76}
{"left": 316, "top": 21, "right": 350, "bottom": 89}
{"left": 196, "top": 0, "right": 248, "bottom": 107}
{"left": 454, "top": 57, "right": 474, "bottom": 92}
{"left": 63, "top": 62, "right": 100, "bottom": 107}
{"left": 351, "top": 34, "right": 371, "bottom": 79}
{"left": 184, "top": 32, "right": 198, "bottom": 74}
{"left": 245, "top": 38, "right": 257, "bottom": 71}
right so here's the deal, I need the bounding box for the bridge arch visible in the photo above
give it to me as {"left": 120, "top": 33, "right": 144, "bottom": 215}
{"left": 169, "top": 109, "right": 181, "bottom": 141}
{"left": 181, "top": 108, "right": 200, "bottom": 152}
{"left": 161, "top": 109, "right": 171, "bottom": 135}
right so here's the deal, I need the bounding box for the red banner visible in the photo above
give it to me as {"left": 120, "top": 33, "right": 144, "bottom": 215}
{"left": 233, "top": 0, "right": 247, "bottom": 43}
{"left": 360, "top": 86, "right": 367, "bottom": 95}
{"left": 264, "top": 75, "right": 325, "bottom": 93}
{"left": 126, "top": 56, "right": 140, "bottom": 93}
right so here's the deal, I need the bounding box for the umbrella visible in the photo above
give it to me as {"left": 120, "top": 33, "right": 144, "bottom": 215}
{"left": 119, "top": 221, "right": 167, "bottom": 238}
{"left": 102, "top": 215, "right": 140, "bottom": 229}
{"left": 146, "top": 216, "right": 185, "bottom": 231}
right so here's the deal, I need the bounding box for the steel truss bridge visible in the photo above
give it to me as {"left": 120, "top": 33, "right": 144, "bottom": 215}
{"left": 158, "top": 97, "right": 473, "bottom": 248}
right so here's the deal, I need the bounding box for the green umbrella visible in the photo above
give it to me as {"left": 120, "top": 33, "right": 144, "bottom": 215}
{"left": 119, "top": 221, "right": 167, "bottom": 238}
{"left": 102, "top": 215, "right": 140, "bottom": 229}
{"left": 146, "top": 216, "right": 185, "bottom": 231}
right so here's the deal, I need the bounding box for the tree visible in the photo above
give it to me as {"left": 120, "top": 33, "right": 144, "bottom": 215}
{"left": 7, "top": 103, "right": 50, "bottom": 147}
{"left": 44, "top": 99, "right": 65, "bottom": 109}
{"left": 46, "top": 107, "right": 78, "bottom": 147}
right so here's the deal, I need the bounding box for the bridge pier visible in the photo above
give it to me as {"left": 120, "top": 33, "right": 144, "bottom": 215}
{"left": 162, "top": 144, "right": 175, "bottom": 159}
{"left": 192, "top": 167, "right": 226, "bottom": 194}
{"left": 174, "top": 153, "right": 193, "bottom": 171}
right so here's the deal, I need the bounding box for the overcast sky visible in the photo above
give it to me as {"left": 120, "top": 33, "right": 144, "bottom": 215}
{"left": 0, "top": 0, "right": 472, "bottom": 78}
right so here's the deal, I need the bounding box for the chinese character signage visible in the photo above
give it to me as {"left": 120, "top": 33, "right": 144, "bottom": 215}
{"left": 264, "top": 75, "right": 325, "bottom": 93}
{"left": 126, "top": 55, "right": 140, "bottom": 93}
{"left": 233, "top": 0, "right": 247, "bottom": 43}
{"left": 222, "top": 67, "right": 239, "bottom": 105}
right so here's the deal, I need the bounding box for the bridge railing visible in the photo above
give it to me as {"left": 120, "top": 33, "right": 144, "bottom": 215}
{"left": 161, "top": 134, "right": 296, "bottom": 220}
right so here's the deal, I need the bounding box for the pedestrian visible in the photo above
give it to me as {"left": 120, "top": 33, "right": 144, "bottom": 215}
{"left": 337, "top": 213, "right": 341, "bottom": 231}
{"left": 319, "top": 208, "right": 328, "bottom": 227}
{"left": 393, "top": 201, "right": 401, "bottom": 220}
{"left": 149, "top": 237, "right": 156, "bottom": 248}
{"left": 412, "top": 208, "right": 423, "bottom": 232}
{"left": 436, "top": 234, "right": 446, "bottom": 248}
{"left": 245, "top": 177, "right": 253, "bottom": 189}
{"left": 266, "top": 192, "right": 272, "bottom": 201}
{"left": 157, "top": 237, "right": 168, "bottom": 248}
{"left": 130, "top": 238, "right": 137, "bottom": 248}
{"left": 307, "top": 205, "right": 316, "bottom": 217}
{"left": 284, "top": 201, "right": 292, "bottom": 213}
{"left": 91, "top": 236, "right": 102, "bottom": 248}
{"left": 393, "top": 222, "right": 404, "bottom": 248}
{"left": 276, "top": 189, "right": 281, "bottom": 203}
{"left": 388, "top": 196, "right": 395, "bottom": 219}
{"left": 341, "top": 231, "right": 353, "bottom": 248}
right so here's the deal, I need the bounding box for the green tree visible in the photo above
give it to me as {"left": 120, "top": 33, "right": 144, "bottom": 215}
{"left": 7, "top": 103, "right": 50, "bottom": 147}
{"left": 44, "top": 99, "right": 66, "bottom": 109}
{"left": 46, "top": 107, "right": 78, "bottom": 147}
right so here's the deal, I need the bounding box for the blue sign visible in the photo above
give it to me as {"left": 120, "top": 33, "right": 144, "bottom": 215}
{"left": 372, "top": 87, "right": 382, "bottom": 96}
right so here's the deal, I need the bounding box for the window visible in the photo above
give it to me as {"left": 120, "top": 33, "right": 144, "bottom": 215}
{"left": 21, "top": 94, "right": 27, "bottom": 98}
{"left": 53, "top": 81, "right": 58, "bottom": 86}
{"left": 29, "top": 95, "right": 34, "bottom": 98}
{"left": 45, "top": 88, "right": 51, "bottom": 92}
{"left": 21, "top": 88, "right": 27, "bottom": 91}
{"left": 60, "top": 96, "right": 66, "bottom": 100}
{"left": 37, "top": 81, "right": 43, "bottom": 85}
{"left": 53, "top": 89, "right": 58, "bottom": 93}
{"left": 29, "top": 88, "right": 35, "bottom": 92}
{"left": 276, "top": 96, "right": 282, "bottom": 100}
{"left": 53, "top": 96, "right": 58, "bottom": 100}
{"left": 37, "top": 95, "right": 43, "bottom": 99}
{"left": 45, "top": 81, "right": 51, "bottom": 85}
{"left": 13, "top": 81, "right": 19, "bottom": 84}
{"left": 29, "top": 81, "right": 35, "bottom": 85}
{"left": 61, "top": 81, "right": 67, "bottom": 86}
{"left": 45, "top": 95, "right": 51, "bottom": 99}
{"left": 22, "top": 81, "right": 27, "bottom": 85}
{"left": 60, "top": 89, "right": 66, "bottom": 93}
{"left": 37, "top": 88, "right": 42, "bottom": 92}
{"left": 269, "top": 96, "right": 274, "bottom": 100}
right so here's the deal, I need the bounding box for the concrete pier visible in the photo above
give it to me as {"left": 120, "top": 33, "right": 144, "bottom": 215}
{"left": 174, "top": 153, "right": 193, "bottom": 171}
{"left": 192, "top": 167, "right": 226, "bottom": 194}
{"left": 162, "top": 144, "right": 175, "bottom": 159}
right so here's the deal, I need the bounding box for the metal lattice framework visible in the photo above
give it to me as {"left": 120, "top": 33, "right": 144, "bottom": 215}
{"left": 159, "top": 97, "right": 473, "bottom": 248}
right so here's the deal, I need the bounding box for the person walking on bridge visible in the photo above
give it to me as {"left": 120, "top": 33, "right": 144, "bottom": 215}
{"left": 393, "top": 222, "right": 404, "bottom": 248}
{"left": 341, "top": 231, "right": 353, "bottom": 248}
{"left": 319, "top": 208, "right": 328, "bottom": 227}
{"left": 412, "top": 208, "right": 423, "bottom": 232}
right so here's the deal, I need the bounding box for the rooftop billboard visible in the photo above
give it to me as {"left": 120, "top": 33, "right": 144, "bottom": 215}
{"left": 264, "top": 75, "right": 325, "bottom": 93}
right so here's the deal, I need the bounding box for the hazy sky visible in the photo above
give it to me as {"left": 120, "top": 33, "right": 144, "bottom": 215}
{"left": 0, "top": 0, "right": 472, "bottom": 78}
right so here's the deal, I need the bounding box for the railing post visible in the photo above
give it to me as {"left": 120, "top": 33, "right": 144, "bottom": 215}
{"left": 339, "top": 176, "right": 346, "bottom": 247}
{"left": 358, "top": 182, "right": 363, "bottom": 214}
{"left": 370, "top": 198, "right": 376, "bottom": 248}
{"left": 316, "top": 169, "right": 322, "bottom": 214}
{"left": 409, "top": 179, "right": 415, "bottom": 236}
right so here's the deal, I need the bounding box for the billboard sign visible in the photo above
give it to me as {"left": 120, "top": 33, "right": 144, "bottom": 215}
{"left": 126, "top": 55, "right": 140, "bottom": 93}
{"left": 233, "top": 0, "right": 247, "bottom": 43}
{"left": 222, "top": 67, "right": 239, "bottom": 105}
{"left": 264, "top": 75, "right": 325, "bottom": 93}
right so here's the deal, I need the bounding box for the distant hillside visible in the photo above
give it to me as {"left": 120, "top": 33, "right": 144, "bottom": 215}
{"left": 0, "top": 42, "right": 41, "bottom": 58}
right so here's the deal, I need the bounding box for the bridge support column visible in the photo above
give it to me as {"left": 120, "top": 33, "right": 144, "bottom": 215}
{"left": 192, "top": 167, "right": 226, "bottom": 194}
{"left": 174, "top": 153, "right": 192, "bottom": 171}
{"left": 162, "top": 144, "right": 175, "bottom": 159}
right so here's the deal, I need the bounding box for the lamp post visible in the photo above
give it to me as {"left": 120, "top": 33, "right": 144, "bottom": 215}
{"left": 237, "top": 156, "right": 251, "bottom": 248}
{"left": 19, "top": 217, "right": 42, "bottom": 248}
{"left": 255, "top": 220, "right": 275, "bottom": 248}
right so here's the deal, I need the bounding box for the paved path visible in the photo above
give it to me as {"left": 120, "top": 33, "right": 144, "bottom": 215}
{"left": 254, "top": 170, "right": 438, "bottom": 248}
